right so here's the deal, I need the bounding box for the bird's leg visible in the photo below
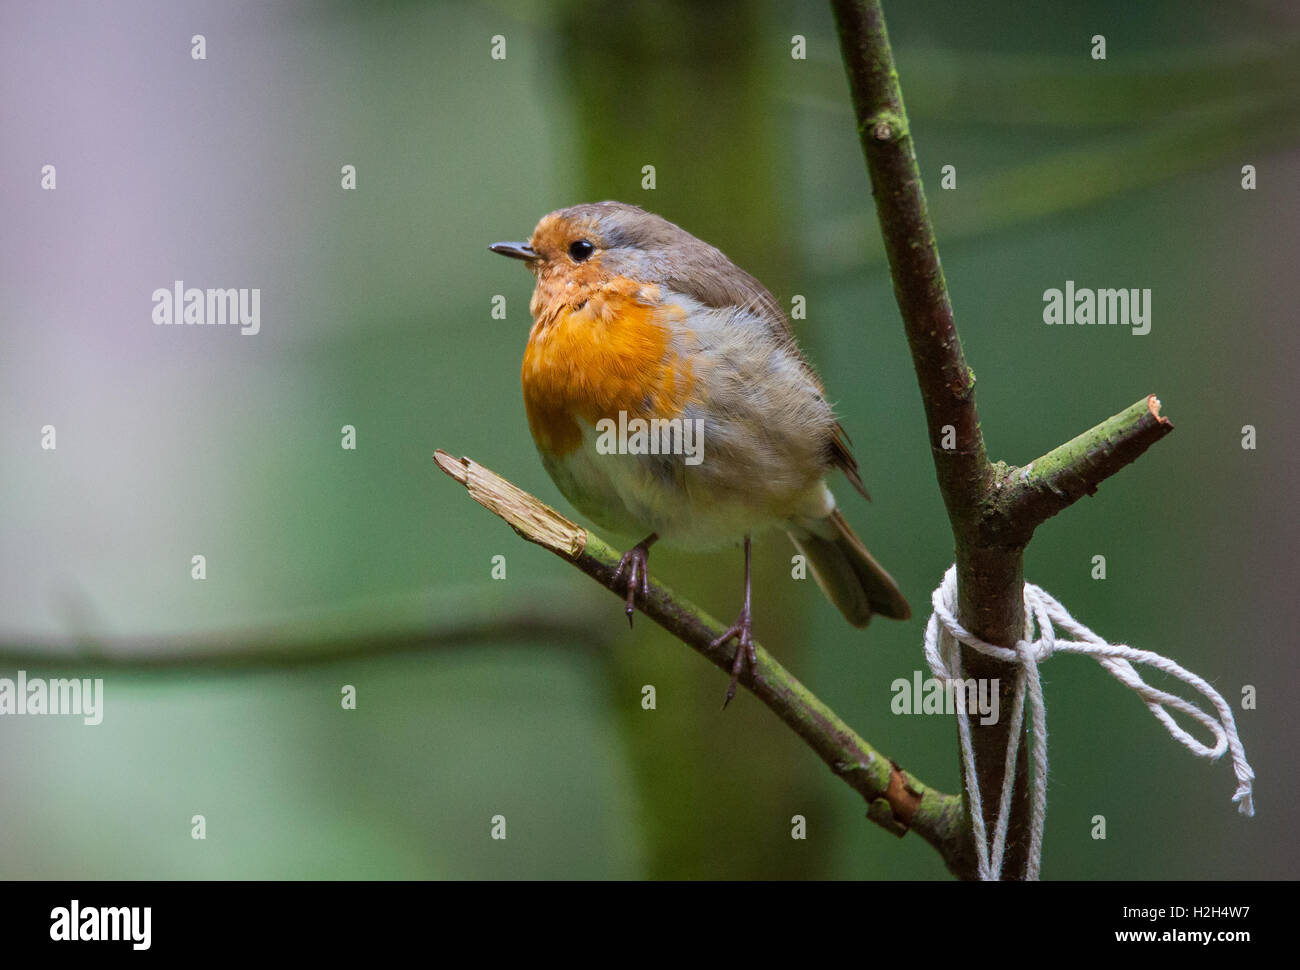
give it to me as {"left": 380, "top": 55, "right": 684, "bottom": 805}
{"left": 710, "top": 534, "right": 757, "bottom": 708}
{"left": 612, "top": 533, "right": 658, "bottom": 627}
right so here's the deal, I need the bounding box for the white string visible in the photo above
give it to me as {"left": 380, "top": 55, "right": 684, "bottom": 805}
{"left": 923, "top": 565, "right": 1255, "bottom": 881}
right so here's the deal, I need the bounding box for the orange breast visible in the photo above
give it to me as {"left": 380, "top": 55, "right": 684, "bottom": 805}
{"left": 521, "top": 281, "right": 692, "bottom": 457}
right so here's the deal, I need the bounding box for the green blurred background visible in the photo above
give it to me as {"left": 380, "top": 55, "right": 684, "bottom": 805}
{"left": 2, "top": 0, "right": 1297, "bottom": 879}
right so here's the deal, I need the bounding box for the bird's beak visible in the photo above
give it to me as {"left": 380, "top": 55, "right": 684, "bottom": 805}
{"left": 489, "top": 241, "right": 540, "bottom": 263}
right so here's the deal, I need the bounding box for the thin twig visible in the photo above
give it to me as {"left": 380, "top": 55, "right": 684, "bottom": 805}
{"left": 0, "top": 587, "right": 611, "bottom": 673}
{"left": 1001, "top": 395, "right": 1174, "bottom": 537}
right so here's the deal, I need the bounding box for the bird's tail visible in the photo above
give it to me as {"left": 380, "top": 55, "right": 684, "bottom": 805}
{"left": 787, "top": 508, "right": 911, "bottom": 627}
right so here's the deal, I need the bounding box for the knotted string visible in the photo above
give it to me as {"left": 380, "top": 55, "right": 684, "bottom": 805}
{"left": 923, "top": 565, "right": 1255, "bottom": 881}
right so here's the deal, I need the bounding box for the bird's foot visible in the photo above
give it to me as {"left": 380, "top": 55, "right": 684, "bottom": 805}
{"left": 611, "top": 534, "right": 656, "bottom": 627}
{"left": 710, "top": 604, "right": 757, "bottom": 709}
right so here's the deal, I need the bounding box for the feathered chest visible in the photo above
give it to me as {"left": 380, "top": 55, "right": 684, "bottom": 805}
{"left": 521, "top": 280, "right": 694, "bottom": 457}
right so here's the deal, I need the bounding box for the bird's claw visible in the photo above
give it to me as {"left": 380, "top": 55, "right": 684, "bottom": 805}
{"left": 710, "top": 607, "right": 757, "bottom": 709}
{"left": 612, "top": 542, "right": 652, "bottom": 627}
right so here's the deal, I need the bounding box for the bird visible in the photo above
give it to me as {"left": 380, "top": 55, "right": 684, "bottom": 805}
{"left": 490, "top": 201, "right": 910, "bottom": 705}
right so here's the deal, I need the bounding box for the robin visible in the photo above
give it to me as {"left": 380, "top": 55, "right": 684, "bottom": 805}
{"left": 491, "top": 201, "right": 910, "bottom": 705}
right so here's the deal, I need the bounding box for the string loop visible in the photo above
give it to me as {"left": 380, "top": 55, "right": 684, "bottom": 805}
{"left": 923, "top": 565, "right": 1255, "bottom": 881}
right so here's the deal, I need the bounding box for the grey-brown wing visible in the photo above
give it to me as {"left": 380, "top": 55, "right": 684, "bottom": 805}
{"left": 661, "top": 239, "right": 872, "bottom": 502}
{"left": 658, "top": 238, "right": 796, "bottom": 347}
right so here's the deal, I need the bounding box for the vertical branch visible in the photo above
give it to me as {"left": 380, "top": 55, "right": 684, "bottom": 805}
{"left": 829, "top": 0, "right": 989, "bottom": 520}
{"left": 831, "top": 0, "right": 1030, "bottom": 876}
{"left": 831, "top": 1, "right": 1176, "bottom": 879}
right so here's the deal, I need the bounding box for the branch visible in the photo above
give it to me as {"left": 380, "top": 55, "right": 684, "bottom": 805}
{"left": 831, "top": 0, "right": 1175, "bottom": 878}
{"left": 434, "top": 450, "right": 974, "bottom": 876}
{"left": 0, "top": 589, "right": 611, "bottom": 672}
{"left": 830, "top": 0, "right": 989, "bottom": 522}
{"left": 1001, "top": 395, "right": 1174, "bottom": 537}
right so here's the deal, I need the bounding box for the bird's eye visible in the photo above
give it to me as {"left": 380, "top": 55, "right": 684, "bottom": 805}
{"left": 568, "top": 239, "right": 595, "bottom": 262}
